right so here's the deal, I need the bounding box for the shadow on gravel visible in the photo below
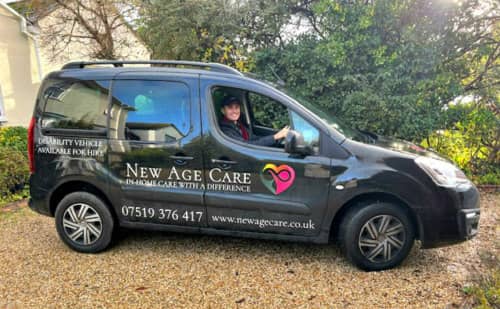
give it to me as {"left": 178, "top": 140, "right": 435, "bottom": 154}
{"left": 112, "top": 228, "right": 446, "bottom": 272}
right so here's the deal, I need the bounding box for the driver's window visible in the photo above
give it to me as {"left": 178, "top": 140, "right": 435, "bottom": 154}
{"left": 291, "top": 111, "right": 320, "bottom": 154}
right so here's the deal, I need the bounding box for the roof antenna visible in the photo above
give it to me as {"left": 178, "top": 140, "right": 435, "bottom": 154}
{"left": 267, "top": 65, "right": 286, "bottom": 87}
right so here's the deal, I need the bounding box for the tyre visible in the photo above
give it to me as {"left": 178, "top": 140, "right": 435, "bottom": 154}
{"left": 55, "top": 191, "right": 115, "bottom": 253}
{"left": 338, "top": 202, "right": 415, "bottom": 271}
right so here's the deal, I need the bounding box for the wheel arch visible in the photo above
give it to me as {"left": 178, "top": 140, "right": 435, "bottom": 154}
{"left": 49, "top": 180, "right": 116, "bottom": 221}
{"left": 329, "top": 192, "right": 423, "bottom": 243}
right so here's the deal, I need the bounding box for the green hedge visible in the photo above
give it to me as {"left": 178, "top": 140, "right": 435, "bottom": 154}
{"left": 0, "top": 147, "right": 29, "bottom": 195}
{"left": 0, "top": 126, "right": 28, "bottom": 155}
{"left": 0, "top": 126, "right": 29, "bottom": 196}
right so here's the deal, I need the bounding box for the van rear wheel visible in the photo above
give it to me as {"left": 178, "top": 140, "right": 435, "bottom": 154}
{"left": 55, "top": 192, "right": 115, "bottom": 253}
{"left": 338, "top": 202, "right": 415, "bottom": 271}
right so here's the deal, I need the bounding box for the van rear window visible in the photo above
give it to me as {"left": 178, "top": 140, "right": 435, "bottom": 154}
{"left": 41, "top": 79, "right": 110, "bottom": 130}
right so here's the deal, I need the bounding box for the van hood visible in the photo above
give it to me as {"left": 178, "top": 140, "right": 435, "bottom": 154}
{"left": 369, "top": 134, "right": 445, "bottom": 160}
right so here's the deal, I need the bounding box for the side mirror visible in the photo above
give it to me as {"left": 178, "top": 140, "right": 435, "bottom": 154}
{"left": 284, "top": 130, "right": 313, "bottom": 156}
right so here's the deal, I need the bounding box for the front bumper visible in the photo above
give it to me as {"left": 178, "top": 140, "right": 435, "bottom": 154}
{"left": 419, "top": 183, "right": 480, "bottom": 248}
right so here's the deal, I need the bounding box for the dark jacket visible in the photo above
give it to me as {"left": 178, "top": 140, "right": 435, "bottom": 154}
{"left": 219, "top": 119, "right": 276, "bottom": 147}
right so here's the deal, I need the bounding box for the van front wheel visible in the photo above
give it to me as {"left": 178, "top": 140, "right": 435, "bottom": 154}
{"left": 55, "top": 192, "right": 115, "bottom": 253}
{"left": 338, "top": 202, "right": 415, "bottom": 271}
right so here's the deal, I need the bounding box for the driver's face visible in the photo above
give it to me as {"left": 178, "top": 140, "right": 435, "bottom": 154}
{"left": 222, "top": 103, "right": 241, "bottom": 122}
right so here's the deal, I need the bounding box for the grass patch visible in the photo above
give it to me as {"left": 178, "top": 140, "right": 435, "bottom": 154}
{"left": 463, "top": 271, "right": 500, "bottom": 308}
{"left": 462, "top": 251, "right": 500, "bottom": 308}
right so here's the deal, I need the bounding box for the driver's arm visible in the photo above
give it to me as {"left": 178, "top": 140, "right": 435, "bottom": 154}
{"left": 248, "top": 125, "right": 289, "bottom": 147}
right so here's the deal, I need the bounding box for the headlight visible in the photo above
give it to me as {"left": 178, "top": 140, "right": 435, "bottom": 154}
{"left": 415, "top": 157, "right": 471, "bottom": 188}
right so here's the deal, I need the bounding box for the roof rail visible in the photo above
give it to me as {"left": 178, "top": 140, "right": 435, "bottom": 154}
{"left": 61, "top": 60, "right": 243, "bottom": 76}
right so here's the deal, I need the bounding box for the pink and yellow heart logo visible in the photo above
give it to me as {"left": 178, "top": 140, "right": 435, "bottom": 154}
{"left": 260, "top": 164, "right": 296, "bottom": 195}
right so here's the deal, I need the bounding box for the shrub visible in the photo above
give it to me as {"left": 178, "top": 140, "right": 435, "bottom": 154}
{"left": 477, "top": 173, "right": 500, "bottom": 186}
{"left": 0, "top": 126, "right": 28, "bottom": 156}
{"left": 0, "top": 147, "right": 29, "bottom": 196}
{"left": 0, "top": 126, "right": 29, "bottom": 197}
{"left": 421, "top": 105, "right": 499, "bottom": 185}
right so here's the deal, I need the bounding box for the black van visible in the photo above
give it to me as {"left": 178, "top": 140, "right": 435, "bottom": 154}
{"left": 28, "top": 60, "right": 480, "bottom": 271}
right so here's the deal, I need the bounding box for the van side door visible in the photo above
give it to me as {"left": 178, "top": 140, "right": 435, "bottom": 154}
{"left": 201, "top": 78, "right": 331, "bottom": 237}
{"left": 107, "top": 72, "right": 206, "bottom": 228}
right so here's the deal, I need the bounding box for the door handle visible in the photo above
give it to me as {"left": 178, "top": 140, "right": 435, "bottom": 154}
{"left": 170, "top": 155, "right": 194, "bottom": 161}
{"left": 170, "top": 155, "right": 194, "bottom": 166}
{"left": 211, "top": 158, "right": 237, "bottom": 170}
{"left": 211, "top": 159, "right": 237, "bottom": 165}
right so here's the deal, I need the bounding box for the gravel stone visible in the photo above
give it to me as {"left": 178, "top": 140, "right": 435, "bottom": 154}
{"left": 0, "top": 193, "right": 498, "bottom": 308}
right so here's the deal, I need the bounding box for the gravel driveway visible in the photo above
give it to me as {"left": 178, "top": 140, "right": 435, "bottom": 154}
{"left": 0, "top": 193, "right": 498, "bottom": 308}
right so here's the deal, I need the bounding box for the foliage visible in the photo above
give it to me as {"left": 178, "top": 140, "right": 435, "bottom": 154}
{"left": 0, "top": 147, "right": 29, "bottom": 197}
{"left": 137, "top": 0, "right": 253, "bottom": 70}
{"left": 137, "top": 0, "right": 305, "bottom": 70}
{"left": 477, "top": 173, "right": 500, "bottom": 186}
{"left": 253, "top": 0, "right": 499, "bottom": 143}
{"left": 0, "top": 126, "right": 28, "bottom": 156}
{"left": 421, "top": 104, "right": 499, "bottom": 184}
{"left": 0, "top": 127, "right": 30, "bottom": 200}
{"left": 462, "top": 261, "right": 500, "bottom": 309}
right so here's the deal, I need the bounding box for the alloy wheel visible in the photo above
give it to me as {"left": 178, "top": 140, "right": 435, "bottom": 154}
{"left": 62, "top": 203, "right": 103, "bottom": 246}
{"left": 358, "top": 215, "right": 406, "bottom": 263}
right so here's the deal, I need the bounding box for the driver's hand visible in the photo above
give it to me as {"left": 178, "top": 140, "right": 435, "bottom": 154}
{"left": 273, "top": 125, "right": 290, "bottom": 140}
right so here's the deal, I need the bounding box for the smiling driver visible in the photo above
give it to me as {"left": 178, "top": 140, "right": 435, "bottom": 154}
{"left": 219, "top": 96, "right": 289, "bottom": 146}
